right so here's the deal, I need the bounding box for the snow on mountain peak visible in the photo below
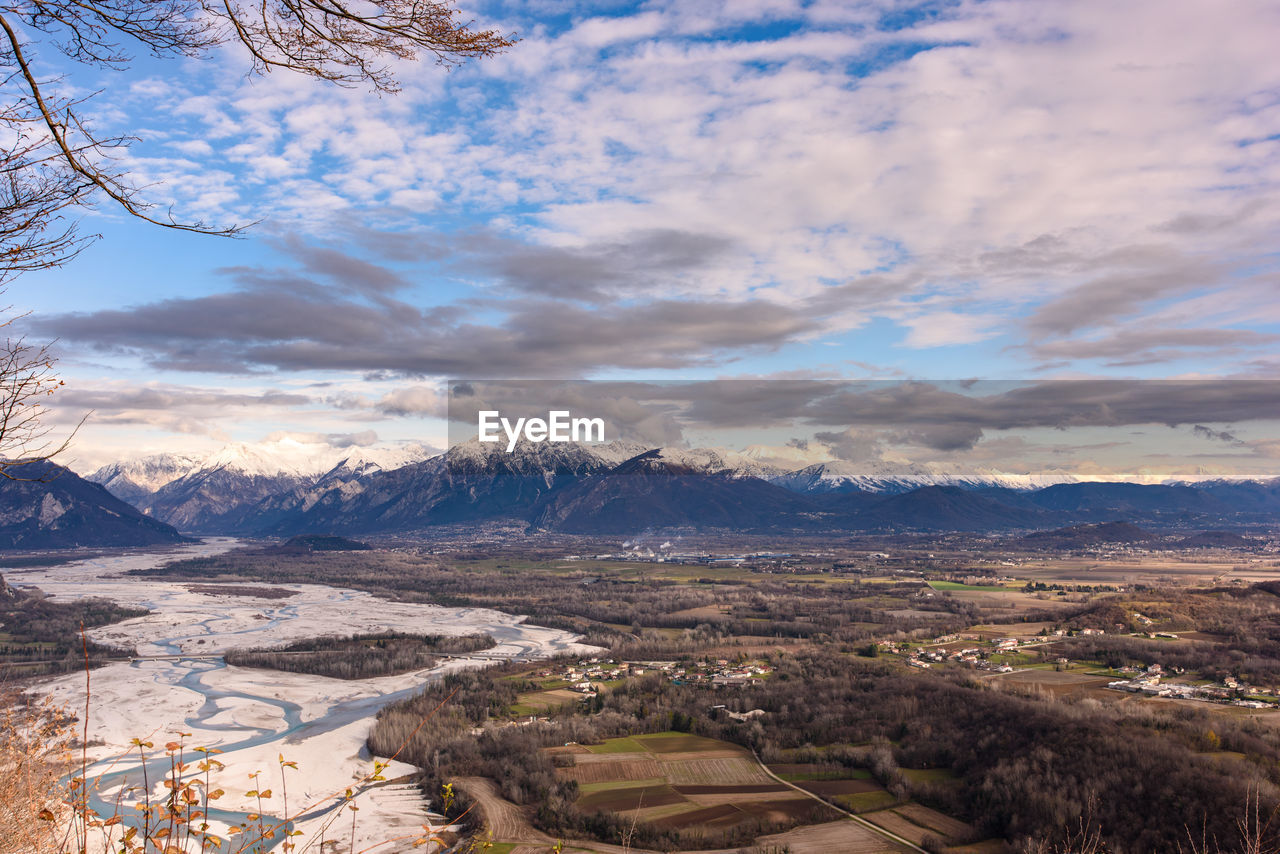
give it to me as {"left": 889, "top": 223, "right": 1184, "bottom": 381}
{"left": 94, "top": 438, "right": 438, "bottom": 493}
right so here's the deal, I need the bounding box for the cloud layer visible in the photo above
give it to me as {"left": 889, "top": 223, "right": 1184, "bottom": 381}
{"left": 22, "top": 0, "right": 1280, "bottom": 463}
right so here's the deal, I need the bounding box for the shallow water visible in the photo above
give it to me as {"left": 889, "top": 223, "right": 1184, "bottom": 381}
{"left": 12, "top": 539, "right": 593, "bottom": 852}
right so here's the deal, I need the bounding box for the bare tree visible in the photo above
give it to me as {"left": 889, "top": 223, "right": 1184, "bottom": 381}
{"left": 0, "top": 310, "right": 80, "bottom": 478}
{"left": 0, "top": 0, "right": 515, "bottom": 471}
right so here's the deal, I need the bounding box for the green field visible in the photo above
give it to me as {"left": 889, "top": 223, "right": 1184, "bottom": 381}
{"left": 837, "top": 790, "right": 897, "bottom": 811}
{"left": 584, "top": 735, "right": 647, "bottom": 754}
{"left": 929, "top": 580, "right": 1009, "bottom": 592}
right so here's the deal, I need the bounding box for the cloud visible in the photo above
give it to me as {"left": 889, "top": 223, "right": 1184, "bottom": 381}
{"left": 812, "top": 427, "right": 884, "bottom": 462}
{"left": 1024, "top": 254, "right": 1233, "bottom": 338}
{"left": 1029, "top": 328, "right": 1280, "bottom": 367}
{"left": 433, "top": 378, "right": 1280, "bottom": 445}
{"left": 42, "top": 384, "right": 313, "bottom": 445}
{"left": 377, "top": 385, "right": 447, "bottom": 417}
{"left": 901, "top": 311, "right": 1000, "bottom": 348}
{"left": 38, "top": 0, "right": 1280, "bottom": 470}
{"left": 36, "top": 259, "right": 819, "bottom": 376}
{"left": 889, "top": 423, "right": 986, "bottom": 451}
{"left": 54, "top": 386, "right": 311, "bottom": 411}
{"left": 1192, "top": 424, "right": 1242, "bottom": 445}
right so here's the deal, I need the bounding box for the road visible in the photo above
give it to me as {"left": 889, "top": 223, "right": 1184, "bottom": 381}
{"left": 750, "top": 750, "right": 927, "bottom": 854}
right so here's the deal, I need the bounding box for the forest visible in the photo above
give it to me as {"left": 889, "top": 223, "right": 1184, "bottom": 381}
{"left": 0, "top": 582, "right": 145, "bottom": 677}
{"left": 141, "top": 549, "right": 1016, "bottom": 647}
{"left": 143, "top": 542, "right": 1280, "bottom": 852}
{"left": 223, "top": 631, "right": 494, "bottom": 679}
{"left": 369, "top": 650, "right": 1280, "bottom": 853}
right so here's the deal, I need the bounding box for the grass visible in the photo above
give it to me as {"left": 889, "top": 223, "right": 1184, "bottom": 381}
{"left": 585, "top": 731, "right": 736, "bottom": 755}
{"left": 585, "top": 736, "right": 647, "bottom": 754}
{"left": 577, "top": 777, "right": 667, "bottom": 794}
{"left": 775, "top": 768, "right": 872, "bottom": 782}
{"left": 635, "top": 731, "right": 734, "bottom": 753}
{"left": 837, "top": 790, "right": 898, "bottom": 812}
{"left": 929, "top": 580, "right": 1008, "bottom": 592}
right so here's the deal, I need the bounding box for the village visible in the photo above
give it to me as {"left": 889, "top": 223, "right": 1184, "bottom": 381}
{"left": 884, "top": 628, "right": 1280, "bottom": 710}
{"left": 536, "top": 656, "right": 775, "bottom": 698}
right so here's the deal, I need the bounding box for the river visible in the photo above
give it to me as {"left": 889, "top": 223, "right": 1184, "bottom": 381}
{"left": 8, "top": 538, "right": 596, "bottom": 853}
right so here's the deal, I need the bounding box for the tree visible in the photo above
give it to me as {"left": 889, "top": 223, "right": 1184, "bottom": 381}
{"left": 0, "top": 315, "right": 76, "bottom": 478}
{"left": 0, "top": 0, "right": 515, "bottom": 473}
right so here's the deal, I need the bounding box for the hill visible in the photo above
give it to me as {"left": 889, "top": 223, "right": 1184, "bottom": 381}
{"left": 852, "top": 485, "right": 1049, "bottom": 531}
{"left": 0, "top": 462, "right": 188, "bottom": 549}
{"left": 1016, "top": 521, "right": 1159, "bottom": 550}
{"left": 270, "top": 534, "right": 373, "bottom": 552}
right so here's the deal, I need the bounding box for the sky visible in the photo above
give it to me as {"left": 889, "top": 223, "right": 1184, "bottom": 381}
{"left": 7, "top": 0, "right": 1280, "bottom": 474}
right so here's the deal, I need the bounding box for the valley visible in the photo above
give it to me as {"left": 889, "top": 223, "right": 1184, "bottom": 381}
{"left": 2, "top": 539, "right": 598, "bottom": 853}
{"left": 5, "top": 438, "right": 1280, "bottom": 852}
{"left": 104, "top": 530, "right": 1280, "bottom": 853}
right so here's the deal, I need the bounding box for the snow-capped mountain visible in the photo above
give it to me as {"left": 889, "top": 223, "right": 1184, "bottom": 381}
{"left": 770, "top": 460, "right": 1081, "bottom": 495}
{"left": 193, "top": 436, "right": 437, "bottom": 479}
{"left": 622, "top": 447, "right": 786, "bottom": 480}
{"left": 88, "top": 437, "right": 438, "bottom": 533}
{"left": 89, "top": 453, "right": 203, "bottom": 506}
{"left": 79, "top": 436, "right": 1280, "bottom": 538}
{"left": 261, "top": 438, "right": 620, "bottom": 535}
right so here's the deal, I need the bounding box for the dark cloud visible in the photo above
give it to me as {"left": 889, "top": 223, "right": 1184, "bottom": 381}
{"left": 37, "top": 276, "right": 815, "bottom": 378}
{"left": 462, "top": 228, "right": 737, "bottom": 302}
{"left": 323, "top": 430, "right": 381, "bottom": 448}
{"left": 277, "top": 236, "right": 410, "bottom": 296}
{"left": 315, "top": 226, "right": 737, "bottom": 303}
{"left": 793, "top": 380, "right": 1280, "bottom": 431}
{"left": 812, "top": 427, "right": 884, "bottom": 462}
{"left": 439, "top": 379, "right": 1280, "bottom": 439}
{"left": 1028, "top": 328, "right": 1279, "bottom": 365}
{"left": 889, "top": 423, "right": 986, "bottom": 451}
{"left": 1192, "top": 424, "right": 1242, "bottom": 444}
{"left": 1154, "top": 200, "right": 1267, "bottom": 235}
{"left": 55, "top": 387, "right": 311, "bottom": 410}
{"left": 1026, "top": 254, "right": 1227, "bottom": 337}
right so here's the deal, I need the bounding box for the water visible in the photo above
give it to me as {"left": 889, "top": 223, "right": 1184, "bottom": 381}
{"left": 10, "top": 539, "right": 594, "bottom": 852}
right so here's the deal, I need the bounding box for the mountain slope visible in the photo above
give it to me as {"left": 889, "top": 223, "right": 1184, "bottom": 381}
{"left": 852, "top": 485, "right": 1051, "bottom": 531}
{"left": 89, "top": 453, "right": 202, "bottom": 506}
{"left": 0, "top": 462, "right": 188, "bottom": 549}
{"left": 1025, "top": 483, "right": 1226, "bottom": 519}
{"left": 264, "top": 440, "right": 614, "bottom": 535}
{"left": 94, "top": 438, "right": 437, "bottom": 533}
{"left": 530, "top": 449, "right": 817, "bottom": 534}
{"left": 772, "top": 460, "right": 1078, "bottom": 495}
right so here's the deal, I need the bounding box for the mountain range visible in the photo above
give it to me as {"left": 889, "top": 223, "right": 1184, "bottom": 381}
{"left": 66, "top": 439, "right": 1280, "bottom": 540}
{"left": 88, "top": 436, "right": 437, "bottom": 534}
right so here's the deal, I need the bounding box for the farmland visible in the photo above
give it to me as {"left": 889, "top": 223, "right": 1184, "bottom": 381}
{"left": 550, "top": 731, "right": 834, "bottom": 841}
{"left": 143, "top": 534, "right": 1280, "bottom": 852}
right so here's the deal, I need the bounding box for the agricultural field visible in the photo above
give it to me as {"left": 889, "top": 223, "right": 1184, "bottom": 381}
{"left": 765, "top": 763, "right": 896, "bottom": 812}
{"left": 929, "top": 580, "right": 1010, "bottom": 593}
{"left": 987, "top": 668, "right": 1117, "bottom": 699}
{"left": 550, "top": 732, "right": 837, "bottom": 837}
{"left": 862, "top": 803, "right": 980, "bottom": 849}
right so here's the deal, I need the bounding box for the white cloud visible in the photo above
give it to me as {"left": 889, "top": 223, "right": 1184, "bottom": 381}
{"left": 901, "top": 311, "right": 1000, "bottom": 348}
{"left": 71, "top": 0, "right": 1280, "bottom": 373}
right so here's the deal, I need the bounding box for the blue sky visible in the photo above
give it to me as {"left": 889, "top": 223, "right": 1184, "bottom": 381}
{"left": 8, "top": 0, "right": 1280, "bottom": 472}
